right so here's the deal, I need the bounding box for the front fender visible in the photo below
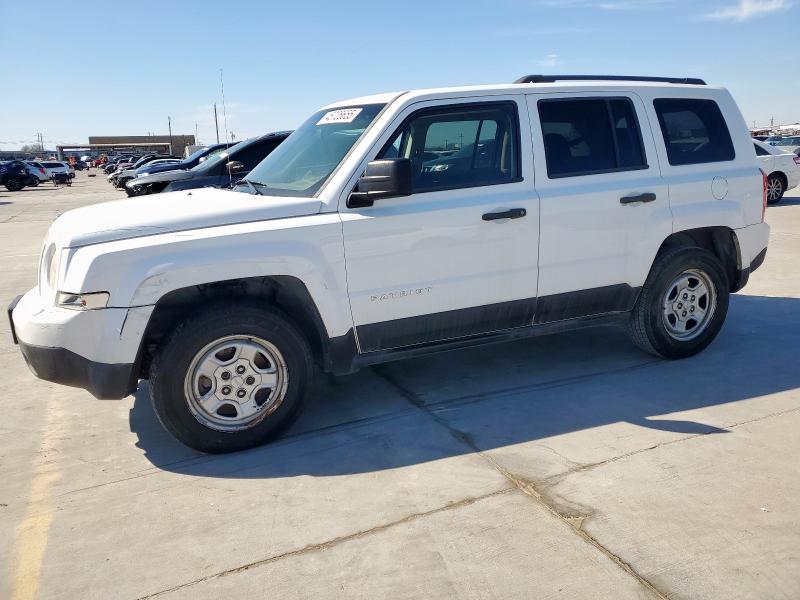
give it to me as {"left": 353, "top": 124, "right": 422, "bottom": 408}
{"left": 60, "top": 214, "right": 353, "bottom": 338}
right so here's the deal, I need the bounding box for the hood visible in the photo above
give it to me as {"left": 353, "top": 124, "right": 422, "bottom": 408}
{"left": 47, "top": 187, "right": 322, "bottom": 248}
{"left": 132, "top": 168, "right": 194, "bottom": 185}
{"left": 138, "top": 161, "right": 190, "bottom": 176}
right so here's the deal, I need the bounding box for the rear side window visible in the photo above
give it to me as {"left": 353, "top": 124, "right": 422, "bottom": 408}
{"left": 654, "top": 98, "right": 735, "bottom": 166}
{"left": 754, "top": 143, "right": 769, "bottom": 156}
{"left": 42, "top": 162, "right": 62, "bottom": 168}
{"left": 538, "top": 97, "right": 647, "bottom": 178}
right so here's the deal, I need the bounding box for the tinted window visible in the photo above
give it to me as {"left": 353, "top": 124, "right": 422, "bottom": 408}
{"left": 232, "top": 139, "right": 282, "bottom": 170}
{"left": 42, "top": 162, "right": 63, "bottom": 168}
{"left": 754, "top": 143, "right": 769, "bottom": 156}
{"left": 654, "top": 98, "right": 735, "bottom": 166}
{"left": 538, "top": 97, "right": 646, "bottom": 178}
{"left": 378, "top": 102, "right": 519, "bottom": 192}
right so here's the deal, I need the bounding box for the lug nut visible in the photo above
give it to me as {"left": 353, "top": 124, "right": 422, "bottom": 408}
{"left": 691, "top": 295, "right": 695, "bottom": 301}
{"left": 221, "top": 386, "right": 231, "bottom": 395}
{"left": 245, "top": 376, "right": 255, "bottom": 385}
{"left": 677, "top": 302, "right": 683, "bottom": 309}
{"left": 683, "top": 293, "right": 688, "bottom": 299}
{"left": 221, "top": 371, "right": 231, "bottom": 381}
{"left": 236, "top": 389, "right": 246, "bottom": 398}
{"left": 236, "top": 365, "right": 246, "bottom": 375}
{"left": 682, "top": 311, "right": 687, "bottom": 317}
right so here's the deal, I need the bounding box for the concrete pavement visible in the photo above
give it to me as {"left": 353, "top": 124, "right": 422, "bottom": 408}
{"left": 1, "top": 173, "right": 798, "bottom": 599}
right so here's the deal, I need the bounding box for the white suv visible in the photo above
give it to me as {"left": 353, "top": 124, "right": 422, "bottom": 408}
{"left": 9, "top": 75, "right": 770, "bottom": 453}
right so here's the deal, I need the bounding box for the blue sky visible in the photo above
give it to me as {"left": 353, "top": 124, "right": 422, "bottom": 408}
{"left": 0, "top": 0, "right": 797, "bottom": 150}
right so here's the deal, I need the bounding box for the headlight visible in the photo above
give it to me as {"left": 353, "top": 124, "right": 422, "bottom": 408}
{"left": 56, "top": 292, "right": 110, "bottom": 310}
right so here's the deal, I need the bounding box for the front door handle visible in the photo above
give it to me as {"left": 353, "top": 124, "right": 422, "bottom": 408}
{"left": 482, "top": 208, "right": 527, "bottom": 221}
{"left": 620, "top": 193, "right": 657, "bottom": 205}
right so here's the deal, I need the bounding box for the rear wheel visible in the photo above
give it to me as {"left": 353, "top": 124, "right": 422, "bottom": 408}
{"left": 149, "top": 303, "right": 313, "bottom": 453}
{"left": 766, "top": 174, "right": 785, "bottom": 205}
{"left": 628, "top": 247, "right": 729, "bottom": 359}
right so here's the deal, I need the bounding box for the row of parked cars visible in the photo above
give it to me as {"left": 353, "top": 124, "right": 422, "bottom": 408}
{"left": 100, "top": 134, "right": 290, "bottom": 197}
{"left": 0, "top": 160, "right": 74, "bottom": 191}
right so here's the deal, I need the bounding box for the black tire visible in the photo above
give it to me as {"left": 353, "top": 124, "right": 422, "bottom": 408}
{"left": 4, "top": 177, "right": 24, "bottom": 192}
{"left": 628, "top": 247, "right": 729, "bottom": 359}
{"left": 766, "top": 174, "right": 785, "bottom": 205}
{"left": 149, "top": 302, "right": 314, "bottom": 453}
{"left": 28, "top": 178, "right": 39, "bottom": 187}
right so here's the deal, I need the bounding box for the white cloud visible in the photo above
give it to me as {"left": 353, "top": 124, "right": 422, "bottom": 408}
{"left": 704, "top": 0, "right": 792, "bottom": 21}
{"left": 538, "top": 54, "right": 561, "bottom": 68}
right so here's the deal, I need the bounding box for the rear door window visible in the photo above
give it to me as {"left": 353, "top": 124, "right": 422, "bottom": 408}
{"left": 653, "top": 98, "right": 735, "bottom": 166}
{"left": 538, "top": 97, "right": 647, "bottom": 178}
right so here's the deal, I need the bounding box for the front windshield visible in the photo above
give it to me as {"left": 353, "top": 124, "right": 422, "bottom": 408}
{"left": 246, "top": 103, "right": 385, "bottom": 197}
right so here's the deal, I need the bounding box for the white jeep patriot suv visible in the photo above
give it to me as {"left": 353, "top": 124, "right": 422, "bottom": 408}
{"left": 9, "top": 75, "right": 770, "bottom": 453}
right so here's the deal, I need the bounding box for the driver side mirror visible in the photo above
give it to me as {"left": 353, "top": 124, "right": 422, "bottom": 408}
{"left": 226, "top": 160, "right": 245, "bottom": 175}
{"left": 348, "top": 159, "right": 412, "bottom": 208}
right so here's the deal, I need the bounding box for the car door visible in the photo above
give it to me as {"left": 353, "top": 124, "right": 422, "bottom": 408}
{"left": 525, "top": 92, "right": 670, "bottom": 323}
{"left": 341, "top": 97, "right": 540, "bottom": 353}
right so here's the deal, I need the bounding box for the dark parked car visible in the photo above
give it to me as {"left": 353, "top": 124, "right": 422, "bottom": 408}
{"left": 126, "top": 132, "right": 290, "bottom": 196}
{"left": 133, "top": 143, "right": 237, "bottom": 179}
{"left": 1, "top": 160, "right": 33, "bottom": 191}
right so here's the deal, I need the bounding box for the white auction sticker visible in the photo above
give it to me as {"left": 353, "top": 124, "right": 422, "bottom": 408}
{"left": 317, "top": 108, "right": 362, "bottom": 125}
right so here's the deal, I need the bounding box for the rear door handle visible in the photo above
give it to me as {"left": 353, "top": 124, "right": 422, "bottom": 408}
{"left": 482, "top": 208, "right": 527, "bottom": 221}
{"left": 620, "top": 193, "right": 657, "bottom": 205}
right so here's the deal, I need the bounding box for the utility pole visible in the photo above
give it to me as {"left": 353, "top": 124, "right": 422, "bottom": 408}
{"left": 168, "top": 116, "right": 173, "bottom": 155}
{"left": 214, "top": 103, "right": 220, "bottom": 143}
{"left": 195, "top": 122, "right": 199, "bottom": 145}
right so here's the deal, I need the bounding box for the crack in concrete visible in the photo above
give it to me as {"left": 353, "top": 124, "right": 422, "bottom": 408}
{"left": 135, "top": 486, "right": 514, "bottom": 599}
{"left": 540, "top": 404, "right": 800, "bottom": 486}
{"left": 373, "top": 366, "right": 671, "bottom": 600}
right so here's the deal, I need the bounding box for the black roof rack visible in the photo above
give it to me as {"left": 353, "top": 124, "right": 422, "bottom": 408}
{"left": 514, "top": 75, "right": 707, "bottom": 86}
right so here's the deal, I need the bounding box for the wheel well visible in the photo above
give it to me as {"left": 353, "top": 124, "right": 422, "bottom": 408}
{"left": 136, "top": 276, "right": 327, "bottom": 379}
{"left": 656, "top": 226, "right": 741, "bottom": 291}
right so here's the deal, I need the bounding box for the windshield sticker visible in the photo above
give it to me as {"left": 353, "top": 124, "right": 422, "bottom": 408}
{"left": 317, "top": 108, "right": 363, "bottom": 125}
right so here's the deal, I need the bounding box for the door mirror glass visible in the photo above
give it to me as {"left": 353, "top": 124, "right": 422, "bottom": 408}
{"left": 226, "top": 160, "right": 245, "bottom": 174}
{"left": 348, "top": 159, "right": 412, "bottom": 208}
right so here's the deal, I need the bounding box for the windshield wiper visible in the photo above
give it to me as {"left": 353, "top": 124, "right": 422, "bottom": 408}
{"left": 234, "top": 179, "right": 262, "bottom": 196}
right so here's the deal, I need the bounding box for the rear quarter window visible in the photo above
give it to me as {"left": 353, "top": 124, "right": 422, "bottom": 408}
{"left": 654, "top": 98, "right": 735, "bottom": 166}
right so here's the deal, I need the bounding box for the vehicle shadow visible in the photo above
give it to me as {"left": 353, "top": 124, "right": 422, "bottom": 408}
{"left": 770, "top": 195, "right": 800, "bottom": 207}
{"left": 130, "top": 294, "right": 800, "bottom": 477}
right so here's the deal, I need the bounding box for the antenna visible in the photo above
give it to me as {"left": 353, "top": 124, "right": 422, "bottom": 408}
{"left": 214, "top": 104, "right": 220, "bottom": 143}
{"left": 220, "top": 69, "right": 230, "bottom": 144}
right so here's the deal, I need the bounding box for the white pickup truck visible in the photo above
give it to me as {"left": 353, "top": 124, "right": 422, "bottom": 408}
{"left": 9, "top": 75, "right": 770, "bottom": 453}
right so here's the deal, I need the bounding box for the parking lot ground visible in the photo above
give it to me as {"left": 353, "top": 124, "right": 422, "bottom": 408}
{"left": 1, "top": 174, "right": 798, "bottom": 599}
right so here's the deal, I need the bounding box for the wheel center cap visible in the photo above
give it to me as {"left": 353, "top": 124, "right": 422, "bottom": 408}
{"left": 231, "top": 375, "right": 245, "bottom": 388}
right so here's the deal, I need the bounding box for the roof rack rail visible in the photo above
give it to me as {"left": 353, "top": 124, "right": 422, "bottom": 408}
{"left": 514, "top": 75, "right": 707, "bottom": 85}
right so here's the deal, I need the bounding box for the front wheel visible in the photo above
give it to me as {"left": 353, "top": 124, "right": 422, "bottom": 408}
{"left": 149, "top": 303, "right": 313, "bottom": 453}
{"left": 4, "top": 177, "right": 24, "bottom": 191}
{"left": 628, "top": 247, "right": 729, "bottom": 359}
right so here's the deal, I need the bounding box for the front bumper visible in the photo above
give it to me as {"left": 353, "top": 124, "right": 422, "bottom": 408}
{"left": 9, "top": 288, "right": 152, "bottom": 399}
{"left": 16, "top": 340, "right": 137, "bottom": 399}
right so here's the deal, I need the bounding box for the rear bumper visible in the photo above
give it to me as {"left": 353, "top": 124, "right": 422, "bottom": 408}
{"left": 732, "top": 222, "right": 770, "bottom": 292}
